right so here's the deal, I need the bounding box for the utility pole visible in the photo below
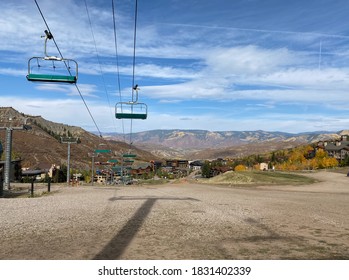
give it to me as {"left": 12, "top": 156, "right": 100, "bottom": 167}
{"left": 94, "top": 146, "right": 111, "bottom": 185}
{"left": 88, "top": 152, "right": 97, "bottom": 186}
{"left": 0, "top": 117, "right": 31, "bottom": 191}
{"left": 0, "top": 140, "right": 3, "bottom": 196}
{"left": 61, "top": 137, "right": 78, "bottom": 185}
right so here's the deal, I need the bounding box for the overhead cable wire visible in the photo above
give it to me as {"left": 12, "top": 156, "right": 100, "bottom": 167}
{"left": 112, "top": 0, "right": 126, "bottom": 142}
{"left": 33, "top": 0, "right": 103, "bottom": 137}
{"left": 84, "top": 0, "right": 118, "bottom": 134}
{"left": 112, "top": 0, "right": 123, "bottom": 101}
{"left": 131, "top": 0, "right": 138, "bottom": 91}
{"left": 129, "top": 0, "right": 139, "bottom": 146}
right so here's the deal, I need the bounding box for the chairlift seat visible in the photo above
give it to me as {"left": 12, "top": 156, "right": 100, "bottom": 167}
{"left": 27, "top": 56, "right": 78, "bottom": 84}
{"left": 26, "top": 73, "right": 76, "bottom": 83}
{"left": 123, "top": 154, "right": 136, "bottom": 158}
{"left": 115, "top": 102, "right": 147, "bottom": 120}
{"left": 115, "top": 112, "right": 147, "bottom": 119}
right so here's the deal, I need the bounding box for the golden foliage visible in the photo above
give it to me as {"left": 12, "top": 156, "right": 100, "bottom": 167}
{"left": 275, "top": 146, "right": 338, "bottom": 171}
{"left": 234, "top": 164, "right": 247, "bottom": 171}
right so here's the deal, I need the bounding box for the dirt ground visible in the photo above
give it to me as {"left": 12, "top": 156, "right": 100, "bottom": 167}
{"left": 0, "top": 170, "right": 348, "bottom": 260}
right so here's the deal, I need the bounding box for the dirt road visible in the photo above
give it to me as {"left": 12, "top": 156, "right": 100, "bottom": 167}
{"left": 0, "top": 171, "right": 348, "bottom": 259}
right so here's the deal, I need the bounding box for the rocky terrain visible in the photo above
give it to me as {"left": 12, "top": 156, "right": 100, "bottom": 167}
{"left": 0, "top": 107, "right": 157, "bottom": 169}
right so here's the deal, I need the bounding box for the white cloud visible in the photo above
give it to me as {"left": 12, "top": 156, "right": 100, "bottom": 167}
{"left": 34, "top": 83, "right": 71, "bottom": 93}
{"left": 1, "top": 93, "right": 348, "bottom": 134}
{"left": 139, "top": 42, "right": 349, "bottom": 110}
{"left": 2, "top": 0, "right": 349, "bottom": 134}
{"left": 0, "top": 96, "right": 115, "bottom": 131}
{"left": 0, "top": 2, "right": 41, "bottom": 52}
{"left": 230, "top": 88, "right": 349, "bottom": 105}
{"left": 206, "top": 45, "right": 296, "bottom": 75}
{"left": 66, "top": 84, "right": 100, "bottom": 98}
{"left": 32, "top": 83, "right": 99, "bottom": 98}
{"left": 142, "top": 82, "right": 222, "bottom": 100}
{"left": 259, "top": 67, "right": 349, "bottom": 90}
{"left": 0, "top": 68, "right": 26, "bottom": 76}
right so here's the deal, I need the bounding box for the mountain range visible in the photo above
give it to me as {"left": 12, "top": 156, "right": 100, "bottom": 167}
{"left": 1, "top": 107, "right": 347, "bottom": 168}
{"left": 104, "top": 129, "right": 343, "bottom": 159}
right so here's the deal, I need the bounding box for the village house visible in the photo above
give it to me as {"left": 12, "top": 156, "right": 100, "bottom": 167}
{"left": 211, "top": 165, "right": 233, "bottom": 176}
{"left": 95, "top": 162, "right": 154, "bottom": 184}
{"left": 22, "top": 163, "right": 60, "bottom": 181}
{"left": 165, "top": 159, "right": 189, "bottom": 169}
{"left": 164, "top": 159, "right": 190, "bottom": 177}
{"left": 189, "top": 160, "right": 204, "bottom": 171}
{"left": 260, "top": 162, "right": 269, "bottom": 171}
{"left": 317, "top": 135, "right": 349, "bottom": 161}
{"left": 130, "top": 163, "right": 153, "bottom": 178}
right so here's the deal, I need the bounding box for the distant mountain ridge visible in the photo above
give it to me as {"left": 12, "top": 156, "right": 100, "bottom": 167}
{"left": 104, "top": 129, "right": 345, "bottom": 159}
{"left": 105, "top": 129, "right": 343, "bottom": 149}
{"left": 2, "top": 107, "right": 347, "bottom": 164}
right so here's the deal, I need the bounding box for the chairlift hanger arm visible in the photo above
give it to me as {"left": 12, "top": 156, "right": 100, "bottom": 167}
{"left": 26, "top": 57, "right": 78, "bottom": 83}
{"left": 41, "top": 30, "right": 61, "bottom": 60}
{"left": 132, "top": 84, "right": 140, "bottom": 103}
{"left": 44, "top": 30, "right": 53, "bottom": 39}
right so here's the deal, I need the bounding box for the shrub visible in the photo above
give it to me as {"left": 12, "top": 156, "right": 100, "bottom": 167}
{"left": 234, "top": 164, "right": 247, "bottom": 171}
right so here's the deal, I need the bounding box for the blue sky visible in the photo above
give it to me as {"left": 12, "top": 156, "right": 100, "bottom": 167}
{"left": 1, "top": 0, "right": 349, "bottom": 134}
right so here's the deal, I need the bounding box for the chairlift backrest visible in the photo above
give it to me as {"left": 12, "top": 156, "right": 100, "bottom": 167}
{"left": 26, "top": 56, "right": 78, "bottom": 83}
{"left": 115, "top": 102, "right": 147, "bottom": 120}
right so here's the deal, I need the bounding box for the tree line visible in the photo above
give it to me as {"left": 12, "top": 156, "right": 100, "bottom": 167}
{"left": 201, "top": 145, "right": 340, "bottom": 177}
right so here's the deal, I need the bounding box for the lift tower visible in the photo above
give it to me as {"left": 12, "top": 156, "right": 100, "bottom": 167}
{"left": 0, "top": 116, "right": 31, "bottom": 192}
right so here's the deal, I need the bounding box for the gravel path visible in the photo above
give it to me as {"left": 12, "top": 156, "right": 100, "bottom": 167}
{"left": 0, "top": 171, "right": 348, "bottom": 259}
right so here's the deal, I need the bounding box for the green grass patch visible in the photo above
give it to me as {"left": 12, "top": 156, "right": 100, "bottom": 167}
{"left": 248, "top": 171, "right": 317, "bottom": 185}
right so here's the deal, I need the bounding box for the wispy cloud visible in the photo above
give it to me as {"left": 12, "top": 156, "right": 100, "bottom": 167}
{"left": 33, "top": 83, "right": 99, "bottom": 98}
{"left": 0, "top": 68, "right": 26, "bottom": 76}
{"left": 163, "top": 22, "right": 349, "bottom": 40}
{"left": 0, "top": 95, "right": 115, "bottom": 130}
{"left": 2, "top": 0, "right": 349, "bottom": 133}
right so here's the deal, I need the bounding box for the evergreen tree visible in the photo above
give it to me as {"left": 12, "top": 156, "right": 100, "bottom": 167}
{"left": 201, "top": 161, "right": 212, "bottom": 178}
